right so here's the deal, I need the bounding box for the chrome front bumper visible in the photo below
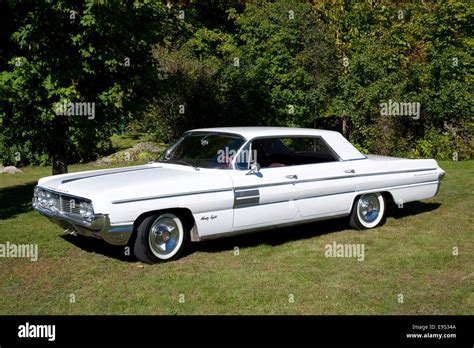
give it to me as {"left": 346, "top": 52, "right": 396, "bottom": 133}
{"left": 33, "top": 203, "right": 132, "bottom": 245}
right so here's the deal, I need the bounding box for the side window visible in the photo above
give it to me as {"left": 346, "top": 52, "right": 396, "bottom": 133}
{"left": 249, "top": 136, "right": 338, "bottom": 168}
{"left": 281, "top": 137, "right": 337, "bottom": 161}
{"left": 234, "top": 140, "right": 272, "bottom": 170}
{"left": 234, "top": 136, "right": 338, "bottom": 170}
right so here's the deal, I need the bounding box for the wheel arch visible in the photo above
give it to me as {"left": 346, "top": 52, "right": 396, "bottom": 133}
{"left": 129, "top": 207, "right": 198, "bottom": 246}
{"left": 350, "top": 190, "right": 395, "bottom": 212}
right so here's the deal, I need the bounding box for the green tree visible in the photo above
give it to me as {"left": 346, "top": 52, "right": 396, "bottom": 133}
{"left": 314, "top": 0, "right": 473, "bottom": 158}
{"left": 0, "top": 0, "right": 174, "bottom": 174}
{"left": 230, "top": 0, "right": 338, "bottom": 127}
{"left": 144, "top": 0, "right": 338, "bottom": 142}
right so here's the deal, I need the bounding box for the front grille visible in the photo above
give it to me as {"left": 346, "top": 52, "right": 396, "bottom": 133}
{"left": 43, "top": 191, "right": 88, "bottom": 215}
{"left": 35, "top": 187, "right": 91, "bottom": 218}
{"left": 60, "top": 196, "right": 82, "bottom": 214}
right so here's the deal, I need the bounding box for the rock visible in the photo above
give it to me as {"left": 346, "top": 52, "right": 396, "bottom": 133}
{"left": 2, "top": 166, "right": 23, "bottom": 174}
{"left": 132, "top": 142, "right": 161, "bottom": 153}
{"left": 94, "top": 142, "right": 165, "bottom": 165}
{"left": 91, "top": 157, "right": 112, "bottom": 166}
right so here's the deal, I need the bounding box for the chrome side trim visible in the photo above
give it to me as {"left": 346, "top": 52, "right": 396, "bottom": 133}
{"left": 110, "top": 168, "right": 438, "bottom": 205}
{"left": 356, "top": 167, "right": 438, "bottom": 178}
{"left": 234, "top": 189, "right": 260, "bottom": 198}
{"left": 109, "top": 225, "right": 134, "bottom": 233}
{"left": 347, "top": 180, "right": 439, "bottom": 206}
{"left": 196, "top": 180, "right": 440, "bottom": 241}
{"left": 234, "top": 167, "right": 438, "bottom": 191}
{"left": 236, "top": 175, "right": 352, "bottom": 191}
{"left": 204, "top": 180, "right": 439, "bottom": 213}
{"left": 234, "top": 189, "right": 260, "bottom": 208}
{"left": 112, "top": 188, "right": 234, "bottom": 204}
{"left": 343, "top": 157, "right": 367, "bottom": 161}
{"left": 361, "top": 180, "right": 439, "bottom": 193}
{"left": 233, "top": 190, "right": 355, "bottom": 210}
{"left": 297, "top": 190, "right": 354, "bottom": 201}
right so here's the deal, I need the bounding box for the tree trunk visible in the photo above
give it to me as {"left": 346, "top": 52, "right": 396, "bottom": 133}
{"left": 342, "top": 116, "right": 348, "bottom": 138}
{"left": 52, "top": 142, "right": 68, "bottom": 175}
{"left": 51, "top": 118, "right": 68, "bottom": 175}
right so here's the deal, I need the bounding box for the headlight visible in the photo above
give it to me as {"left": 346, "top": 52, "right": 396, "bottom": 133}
{"left": 38, "top": 190, "right": 47, "bottom": 205}
{"left": 34, "top": 188, "right": 56, "bottom": 209}
{"left": 45, "top": 191, "right": 55, "bottom": 207}
{"left": 79, "top": 201, "right": 94, "bottom": 220}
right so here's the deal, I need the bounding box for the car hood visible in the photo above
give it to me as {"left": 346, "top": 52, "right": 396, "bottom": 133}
{"left": 37, "top": 163, "right": 232, "bottom": 205}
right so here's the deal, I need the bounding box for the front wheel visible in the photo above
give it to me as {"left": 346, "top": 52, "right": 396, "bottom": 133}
{"left": 350, "top": 193, "right": 386, "bottom": 230}
{"left": 133, "top": 212, "right": 187, "bottom": 263}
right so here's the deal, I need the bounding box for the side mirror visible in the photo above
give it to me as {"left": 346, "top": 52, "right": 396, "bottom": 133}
{"left": 247, "top": 162, "right": 261, "bottom": 175}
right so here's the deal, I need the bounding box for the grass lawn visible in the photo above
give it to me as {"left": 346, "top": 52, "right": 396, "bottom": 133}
{"left": 0, "top": 161, "right": 472, "bottom": 315}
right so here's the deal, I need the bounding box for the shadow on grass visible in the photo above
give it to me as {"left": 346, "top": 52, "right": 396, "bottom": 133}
{"left": 388, "top": 201, "right": 441, "bottom": 220}
{"left": 61, "top": 234, "right": 137, "bottom": 263}
{"left": 59, "top": 201, "right": 441, "bottom": 262}
{"left": 189, "top": 218, "right": 350, "bottom": 255}
{"left": 0, "top": 182, "right": 36, "bottom": 220}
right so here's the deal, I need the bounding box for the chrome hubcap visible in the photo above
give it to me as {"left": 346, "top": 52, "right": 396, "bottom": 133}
{"left": 358, "top": 194, "right": 380, "bottom": 223}
{"left": 149, "top": 217, "right": 180, "bottom": 256}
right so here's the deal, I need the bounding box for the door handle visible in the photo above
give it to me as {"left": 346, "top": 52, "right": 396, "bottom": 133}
{"left": 285, "top": 175, "right": 298, "bottom": 179}
{"left": 344, "top": 169, "right": 355, "bottom": 174}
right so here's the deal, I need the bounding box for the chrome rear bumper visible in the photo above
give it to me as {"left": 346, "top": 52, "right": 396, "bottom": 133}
{"left": 435, "top": 170, "right": 445, "bottom": 196}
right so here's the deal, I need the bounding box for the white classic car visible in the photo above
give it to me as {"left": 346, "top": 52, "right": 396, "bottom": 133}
{"left": 33, "top": 127, "right": 445, "bottom": 263}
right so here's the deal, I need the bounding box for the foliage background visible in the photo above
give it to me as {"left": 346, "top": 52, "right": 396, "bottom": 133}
{"left": 0, "top": 0, "right": 472, "bottom": 172}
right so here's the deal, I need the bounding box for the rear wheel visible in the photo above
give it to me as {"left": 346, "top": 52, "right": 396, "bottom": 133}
{"left": 350, "top": 193, "right": 386, "bottom": 230}
{"left": 133, "top": 212, "right": 187, "bottom": 263}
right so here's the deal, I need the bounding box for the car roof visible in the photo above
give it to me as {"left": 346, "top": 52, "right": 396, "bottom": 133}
{"left": 189, "top": 127, "right": 339, "bottom": 140}
{"left": 188, "top": 126, "right": 366, "bottom": 161}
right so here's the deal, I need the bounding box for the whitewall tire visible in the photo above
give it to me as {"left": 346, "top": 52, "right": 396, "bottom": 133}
{"left": 350, "top": 193, "right": 386, "bottom": 230}
{"left": 134, "top": 212, "right": 187, "bottom": 263}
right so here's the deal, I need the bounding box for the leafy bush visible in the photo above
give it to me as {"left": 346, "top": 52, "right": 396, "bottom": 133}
{"left": 0, "top": 134, "right": 50, "bottom": 167}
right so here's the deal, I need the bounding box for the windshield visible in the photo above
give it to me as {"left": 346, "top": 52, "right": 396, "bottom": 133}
{"left": 160, "top": 132, "right": 246, "bottom": 169}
